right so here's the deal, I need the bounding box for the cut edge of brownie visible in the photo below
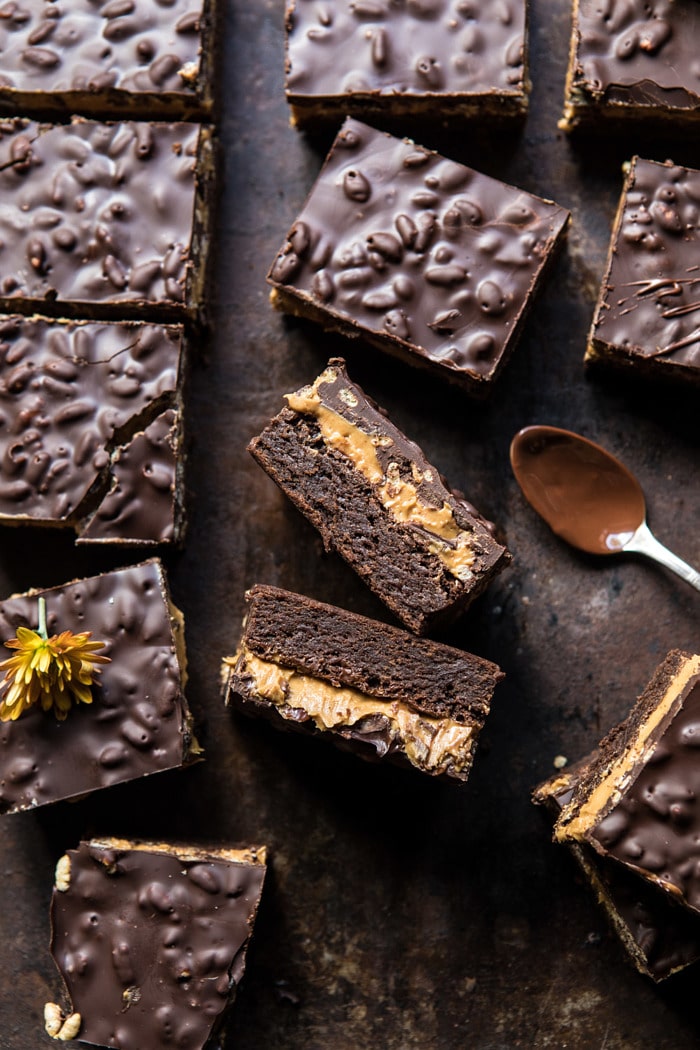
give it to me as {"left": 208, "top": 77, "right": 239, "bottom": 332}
{"left": 222, "top": 584, "right": 503, "bottom": 782}
{"left": 554, "top": 650, "right": 700, "bottom": 846}
{"left": 248, "top": 359, "right": 511, "bottom": 634}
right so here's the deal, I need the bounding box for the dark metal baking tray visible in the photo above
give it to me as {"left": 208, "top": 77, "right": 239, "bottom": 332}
{"left": 0, "top": 1, "right": 698, "bottom": 1047}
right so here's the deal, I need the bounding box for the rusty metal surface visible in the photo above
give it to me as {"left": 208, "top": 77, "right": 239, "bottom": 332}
{"left": 1, "top": 0, "right": 699, "bottom": 1047}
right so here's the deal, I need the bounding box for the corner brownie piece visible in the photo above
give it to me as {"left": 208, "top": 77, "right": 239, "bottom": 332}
{"left": 223, "top": 585, "right": 503, "bottom": 781}
{"left": 285, "top": 0, "right": 529, "bottom": 129}
{"left": 561, "top": 0, "right": 700, "bottom": 133}
{"left": 0, "top": 118, "right": 213, "bottom": 322}
{"left": 0, "top": 559, "right": 198, "bottom": 814}
{"left": 46, "top": 838, "right": 266, "bottom": 1048}
{"left": 248, "top": 359, "right": 511, "bottom": 634}
{"left": 534, "top": 759, "right": 700, "bottom": 981}
{"left": 268, "top": 119, "right": 569, "bottom": 396}
{"left": 0, "top": 316, "right": 185, "bottom": 544}
{"left": 555, "top": 650, "right": 700, "bottom": 915}
{"left": 0, "top": 0, "right": 218, "bottom": 121}
{"left": 585, "top": 157, "right": 700, "bottom": 386}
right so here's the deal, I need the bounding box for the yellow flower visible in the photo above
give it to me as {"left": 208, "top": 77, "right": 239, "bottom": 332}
{"left": 0, "top": 624, "right": 110, "bottom": 722}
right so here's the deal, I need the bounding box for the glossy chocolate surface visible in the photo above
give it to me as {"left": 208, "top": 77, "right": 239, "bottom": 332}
{"left": 269, "top": 119, "right": 569, "bottom": 390}
{"left": 570, "top": 0, "right": 700, "bottom": 113}
{"left": 510, "top": 425, "right": 645, "bottom": 555}
{"left": 0, "top": 118, "right": 202, "bottom": 319}
{"left": 0, "top": 560, "right": 190, "bottom": 814}
{"left": 79, "top": 409, "right": 179, "bottom": 544}
{"left": 0, "top": 0, "right": 209, "bottom": 117}
{"left": 593, "top": 677, "right": 700, "bottom": 911}
{"left": 0, "top": 316, "right": 181, "bottom": 538}
{"left": 51, "top": 841, "right": 266, "bottom": 1050}
{"left": 592, "top": 157, "right": 700, "bottom": 376}
{"left": 286, "top": 0, "right": 526, "bottom": 102}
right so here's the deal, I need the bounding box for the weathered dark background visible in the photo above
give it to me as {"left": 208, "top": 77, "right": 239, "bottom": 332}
{"left": 1, "top": 0, "right": 699, "bottom": 1047}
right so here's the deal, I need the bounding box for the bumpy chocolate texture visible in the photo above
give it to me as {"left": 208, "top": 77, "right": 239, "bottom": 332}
{"left": 248, "top": 359, "right": 511, "bottom": 634}
{"left": 0, "top": 0, "right": 216, "bottom": 120}
{"left": 268, "top": 119, "right": 569, "bottom": 395}
{"left": 0, "top": 559, "right": 196, "bottom": 815}
{"left": 0, "top": 316, "right": 183, "bottom": 543}
{"left": 586, "top": 157, "right": 700, "bottom": 385}
{"left": 224, "top": 584, "right": 503, "bottom": 781}
{"left": 0, "top": 117, "right": 211, "bottom": 321}
{"left": 561, "top": 0, "right": 700, "bottom": 131}
{"left": 555, "top": 650, "right": 700, "bottom": 917}
{"left": 534, "top": 760, "right": 700, "bottom": 981}
{"left": 285, "top": 0, "right": 529, "bottom": 127}
{"left": 48, "top": 839, "right": 266, "bottom": 1049}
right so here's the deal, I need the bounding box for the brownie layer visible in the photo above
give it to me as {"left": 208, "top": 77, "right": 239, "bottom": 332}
{"left": 48, "top": 838, "right": 266, "bottom": 1049}
{"left": 268, "top": 119, "right": 569, "bottom": 395}
{"left": 0, "top": 0, "right": 217, "bottom": 121}
{"left": 0, "top": 559, "right": 196, "bottom": 814}
{"left": 556, "top": 650, "right": 700, "bottom": 912}
{"left": 285, "top": 0, "right": 529, "bottom": 127}
{"left": 0, "top": 118, "right": 213, "bottom": 322}
{"left": 248, "top": 360, "right": 510, "bottom": 634}
{"left": 535, "top": 760, "right": 700, "bottom": 981}
{"left": 224, "top": 584, "right": 503, "bottom": 780}
{"left": 586, "top": 157, "right": 700, "bottom": 386}
{"left": 561, "top": 0, "right": 700, "bottom": 132}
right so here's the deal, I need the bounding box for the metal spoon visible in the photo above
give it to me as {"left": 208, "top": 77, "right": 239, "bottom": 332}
{"left": 510, "top": 425, "right": 700, "bottom": 593}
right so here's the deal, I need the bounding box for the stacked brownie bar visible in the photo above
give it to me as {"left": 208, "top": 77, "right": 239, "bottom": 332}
{"left": 535, "top": 650, "right": 700, "bottom": 979}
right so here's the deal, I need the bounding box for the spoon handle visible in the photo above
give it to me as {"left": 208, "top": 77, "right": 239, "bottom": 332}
{"left": 624, "top": 522, "right": 700, "bottom": 593}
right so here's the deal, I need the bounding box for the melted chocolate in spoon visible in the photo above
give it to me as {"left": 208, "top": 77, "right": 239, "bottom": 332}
{"left": 510, "top": 425, "right": 700, "bottom": 592}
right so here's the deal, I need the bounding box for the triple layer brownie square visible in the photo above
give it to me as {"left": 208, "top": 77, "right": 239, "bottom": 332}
{"left": 555, "top": 650, "right": 700, "bottom": 915}
{"left": 46, "top": 838, "right": 266, "bottom": 1048}
{"left": 248, "top": 359, "right": 511, "bottom": 634}
{"left": 0, "top": 117, "right": 212, "bottom": 321}
{"left": 0, "top": 0, "right": 218, "bottom": 121}
{"left": 268, "top": 119, "right": 569, "bottom": 395}
{"left": 586, "top": 157, "right": 700, "bottom": 386}
{"left": 561, "top": 0, "right": 700, "bottom": 133}
{"left": 224, "top": 585, "right": 503, "bottom": 781}
{"left": 0, "top": 559, "right": 197, "bottom": 814}
{"left": 285, "top": 0, "right": 529, "bottom": 129}
{"left": 0, "top": 316, "right": 184, "bottom": 544}
{"left": 534, "top": 759, "right": 700, "bottom": 981}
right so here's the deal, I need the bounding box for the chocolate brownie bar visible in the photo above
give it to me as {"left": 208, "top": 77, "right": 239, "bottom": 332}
{"left": 248, "top": 359, "right": 511, "bottom": 634}
{"left": 0, "top": 117, "right": 213, "bottom": 322}
{"left": 0, "top": 315, "right": 185, "bottom": 544}
{"left": 46, "top": 838, "right": 266, "bottom": 1048}
{"left": 223, "top": 584, "right": 503, "bottom": 780}
{"left": 0, "top": 0, "right": 218, "bottom": 121}
{"left": 0, "top": 559, "right": 198, "bottom": 814}
{"left": 535, "top": 759, "right": 700, "bottom": 981}
{"left": 269, "top": 120, "right": 568, "bottom": 396}
{"left": 561, "top": 0, "right": 700, "bottom": 133}
{"left": 555, "top": 650, "right": 700, "bottom": 914}
{"left": 285, "top": 0, "right": 529, "bottom": 129}
{"left": 585, "top": 157, "right": 700, "bottom": 386}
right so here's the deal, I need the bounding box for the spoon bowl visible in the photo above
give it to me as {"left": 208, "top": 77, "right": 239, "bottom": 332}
{"left": 510, "top": 425, "right": 700, "bottom": 592}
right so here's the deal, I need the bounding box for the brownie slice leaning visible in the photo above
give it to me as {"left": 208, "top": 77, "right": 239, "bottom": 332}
{"left": 534, "top": 757, "right": 700, "bottom": 981}
{"left": 223, "top": 584, "right": 504, "bottom": 782}
{"left": 46, "top": 838, "right": 266, "bottom": 1048}
{"left": 555, "top": 649, "right": 700, "bottom": 915}
{"left": 248, "top": 359, "right": 510, "bottom": 635}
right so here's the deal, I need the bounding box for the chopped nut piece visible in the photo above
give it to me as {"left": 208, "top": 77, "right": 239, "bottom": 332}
{"left": 54, "top": 854, "right": 71, "bottom": 892}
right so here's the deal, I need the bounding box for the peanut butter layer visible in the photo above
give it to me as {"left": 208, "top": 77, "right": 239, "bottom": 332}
{"left": 229, "top": 644, "right": 476, "bottom": 778}
{"left": 287, "top": 370, "right": 475, "bottom": 581}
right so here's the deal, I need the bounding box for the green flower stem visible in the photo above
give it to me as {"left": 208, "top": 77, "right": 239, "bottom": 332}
{"left": 37, "top": 597, "right": 48, "bottom": 640}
